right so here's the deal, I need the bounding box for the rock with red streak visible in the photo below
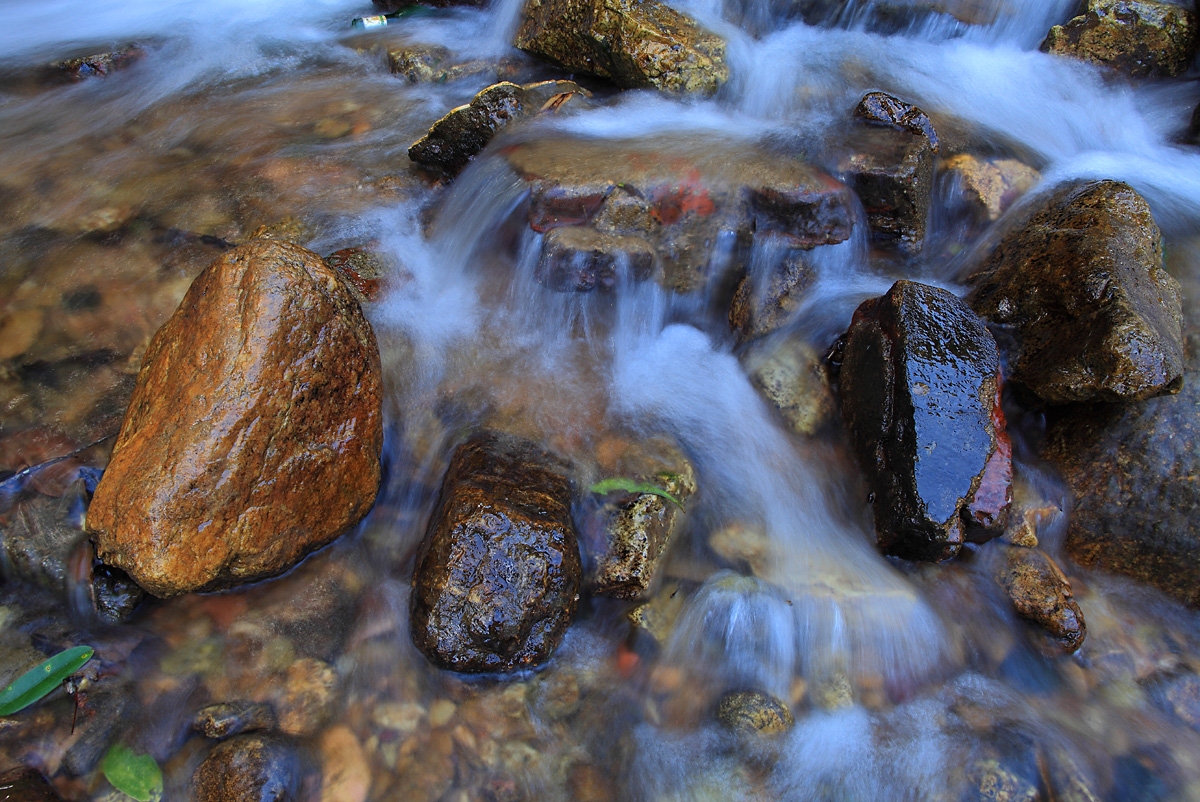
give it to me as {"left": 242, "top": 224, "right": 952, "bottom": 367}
{"left": 86, "top": 239, "right": 383, "bottom": 597}
{"left": 503, "top": 137, "right": 854, "bottom": 293}
{"left": 840, "top": 280, "right": 1011, "bottom": 561}
{"left": 411, "top": 433, "right": 582, "bottom": 673}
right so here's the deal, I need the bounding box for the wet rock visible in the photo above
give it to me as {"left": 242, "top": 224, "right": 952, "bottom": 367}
{"left": 854, "top": 91, "right": 939, "bottom": 153}
{"left": 996, "top": 545, "right": 1086, "bottom": 653}
{"left": 840, "top": 280, "right": 1011, "bottom": 561}
{"left": 323, "top": 247, "right": 391, "bottom": 304}
{"left": 729, "top": 249, "right": 815, "bottom": 341}
{"left": 193, "top": 734, "right": 305, "bottom": 802}
{"left": 64, "top": 684, "right": 128, "bottom": 776}
{"left": 52, "top": 45, "right": 144, "bottom": 81}
{"left": 275, "top": 658, "right": 340, "bottom": 737}
{"left": 941, "top": 154, "right": 1040, "bottom": 222}
{"left": 1040, "top": 325, "right": 1200, "bottom": 607}
{"left": 1041, "top": 0, "right": 1198, "bottom": 78}
{"left": 785, "top": 0, "right": 999, "bottom": 30}
{"left": 1163, "top": 674, "right": 1200, "bottom": 729}
{"left": 192, "top": 702, "right": 279, "bottom": 740}
{"left": 0, "top": 767, "right": 63, "bottom": 801}
{"left": 504, "top": 137, "right": 854, "bottom": 293}
{"left": 86, "top": 240, "right": 384, "bottom": 597}
{"left": 965, "top": 758, "right": 1039, "bottom": 802}
{"left": 836, "top": 120, "right": 935, "bottom": 255}
{"left": 317, "top": 726, "right": 370, "bottom": 802}
{"left": 708, "top": 523, "right": 771, "bottom": 576}
{"left": 409, "top": 81, "right": 589, "bottom": 176}
{"left": 245, "top": 218, "right": 315, "bottom": 246}
{"left": 965, "top": 180, "right": 1183, "bottom": 403}
{"left": 744, "top": 336, "right": 836, "bottom": 437}
{"left": 627, "top": 580, "right": 688, "bottom": 647}
{"left": 515, "top": 0, "right": 728, "bottom": 96}
{"left": 715, "top": 690, "right": 794, "bottom": 735}
{"left": 536, "top": 226, "right": 655, "bottom": 292}
{"left": 588, "top": 437, "right": 696, "bottom": 599}
{"left": 388, "top": 44, "right": 496, "bottom": 84}
{"left": 411, "top": 433, "right": 582, "bottom": 672}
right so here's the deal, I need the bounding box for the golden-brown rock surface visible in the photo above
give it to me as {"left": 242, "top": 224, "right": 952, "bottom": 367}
{"left": 87, "top": 239, "right": 383, "bottom": 597}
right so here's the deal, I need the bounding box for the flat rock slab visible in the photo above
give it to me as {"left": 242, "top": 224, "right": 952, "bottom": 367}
{"left": 503, "top": 137, "right": 854, "bottom": 292}
{"left": 87, "top": 239, "right": 383, "bottom": 597}
{"left": 515, "top": 0, "right": 728, "bottom": 95}
{"left": 411, "top": 433, "right": 582, "bottom": 673}
{"left": 840, "top": 280, "right": 1011, "bottom": 561}
{"left": 965, "top": 180, "right": 1183, "bottom": 404}
{"left": 1041, "top": 0, "right": 1198, "bottom": 78}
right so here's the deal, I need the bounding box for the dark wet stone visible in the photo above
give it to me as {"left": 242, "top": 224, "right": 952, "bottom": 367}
{"left": 515, "top": 0, "right": 728, "bottom": 95}
{"left": 854, "top": 91, "right": 939, "bottom": 154}
{"left": 0, "top": 768, "right": 63, "bottom": 801}
{"left": 1041, "top": 0, "right": 1198, "bottom": 78}
{"left": 411, "top": 433, "right": 582, "bottom": 673}
{"left": 836, "top": 122, "right": 934, "bottom": 255}
{"left": 63, "top": 685, "right": 127, "bottom": 776}
{"left": 588, "top": 437, "right": 696, "bottom": 599}
{"left": 715, "top": 690, "right": 794, "bottom": 735}
{"left": 192, "top": 702, "right": 279, "bottom": 740}
{"left": 1041, "top": 324, "right": 1200, "bottom": 607}
{"left": 840, "top": 280, "right": 1011, "bottom": 561}
{"left": 91, "top": 563, "right": 146, "bottom": 623}
{"left": 52, "top": 45, "right": 144, "bottom": 81}
{"left": 965, "top": 180, "right": 1183, "bottom": 404}
{"left": 193, "top": 734, "right": 304, "bottom": 802}
{"left": 729, "top": 249, "right": 815, "bottom": 342}
{"left": 409, "top": 81, "right": 589, "bottom": 177}
{"left": 996, "top": 545, "right": 1086, "bottom": 653}
{"left": 536, "top": 227, "right": 655, "bottom": 292}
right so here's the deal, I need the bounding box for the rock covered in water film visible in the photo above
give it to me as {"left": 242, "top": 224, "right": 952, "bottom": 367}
{"left": 840, "top": 280, "right": 1012, "bottom": 561}
{"left": 411, "top": 433, "right": 582, "bottom": 673}
{"left": 86, "top": 239, "right": 383, "bottom": 597}
{"left": 743, "top": 336, "right": 836, "bottom": 436}
{"left": 588, "top": 436, "right": 696, "bottom": 599}
{"left": 715, "top": 690, "right": 795, "bottom": 735}
{"left": 1041, "top": 0, "right": 1198, "bottom": 78}
{"left": 729, "top": 249, "right": 816, "bottom": 342}
{"left": 515, "top": 0, "right": 729, "bottom": 96}
{"left": 941, "top": 154, "right": 1040, "bottom": 223}
{"left": 854, "top": 91, "right": 940, "bottom": 153}
{"left": 193, "top": 733, "right": 306, "bottom": 802}
{"left": 536, "top": 226, "right": 655, "bottom": 292}
{"left": 1042, "top": 325, "right": 1200, "bottom": 607}
{"left": 996, "top": 545, "right": 1086, "bottom": 653}
{"left": 965, "top": 180, "right": 1183, "bottom": 404}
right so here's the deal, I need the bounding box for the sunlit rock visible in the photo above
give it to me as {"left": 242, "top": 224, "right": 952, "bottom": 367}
{"left": 743, "top": 336, "right": 836, "bottom": 437}
{"left": 941, "top": 154, "right": 1040, "bottom": 222}
{"left": 587, "top": 436, "right": 696, "bottom": 599}
{"left": 1041, "top": 325, "right": 1200, "bottom": 607}
{"left": 410, "top": 433, "right": 581, "bottom": 673}
{"left": 840, "top": 280, "right": 1012, "bottom": 561}
{"left": 995, "top": 544, "right": 1086, "bottom": 653}
{"left": 1041, "top": 0, "right": 1198, "bottom": 78}
{"left": 409, "top": 80, "right": 589, "bottom": 176}
{"left": 965, "top": 180, "right": 1183, "bottom": 403}
{"left": 715, "top": 689, "right": 794, "bottom": 735}
{"left": 87, "top": 240, "right": 384, "bottom": 597}
{"left": 515, "top": 0, "right": 729, "bottom": 96}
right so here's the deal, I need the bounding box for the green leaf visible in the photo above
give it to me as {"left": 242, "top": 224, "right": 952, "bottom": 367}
{"left": 102, "top": 744, "right": 163, "bottom": 802}
{"left": 590, "top": 477, "right": 684, "bottom": 509}
{"left": 0, "top": 645, "right": 94, "bottom": 716}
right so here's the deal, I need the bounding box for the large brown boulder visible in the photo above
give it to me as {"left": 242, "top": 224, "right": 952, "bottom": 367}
{"left": 1041, "top": 324, "right": 1200, "bottom": 607}
{"left": 965, "top": 180, "right": 1183, "bottom": 404}
{"left": 87, "top": 240, "right": 383, "bottom": 597}
{"left": 840, "top": 280, "right": 1011, "bottom": 561}
{"left": 411, "top": 433, "right": 582, "bottom": 673}
{"left": 515, "top": 0, "right": 729, "bottom": 96}
{"left": 1041, "top": 0, "right": 1198, "bottom": 78}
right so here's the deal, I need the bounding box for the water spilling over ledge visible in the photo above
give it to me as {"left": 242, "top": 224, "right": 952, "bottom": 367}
{"left": 1, "top": 0, "right": 1200, "bottom": 799}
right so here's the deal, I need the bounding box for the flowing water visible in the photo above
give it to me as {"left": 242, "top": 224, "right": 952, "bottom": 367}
{"left": 2, "top": 0, "right": 1200, "bottom": 799}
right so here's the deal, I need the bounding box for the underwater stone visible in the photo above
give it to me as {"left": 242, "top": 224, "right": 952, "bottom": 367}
{"left": 536, "top": 226, "right": 655, "bottom": 292}
{"left": 840, "top": 280, "right": 1011, "bottom": 561}
{"left": 411, "top": 433, "right": 582, "bottom": 673}
{"left": 996, "top": 545, "right": 1086, "bottom": 653}
{"left": 715, "top": 690, "right": 795, "bottom": 735}
{"left": 966, "top": 180, "right": 1183, "bottom": 404}
{"left": 193, "top": 702, "right": 279, "bottom": 740}
{"left": 87, "top": 240, "right": 383, "bottom": 597}
{"left": 193, "top": 734, "right": 306, "bottom": 802}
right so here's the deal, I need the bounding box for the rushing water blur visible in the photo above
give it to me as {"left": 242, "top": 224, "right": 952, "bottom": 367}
{"left": 2, "top": 0, "right": 1200, "bottom": 799}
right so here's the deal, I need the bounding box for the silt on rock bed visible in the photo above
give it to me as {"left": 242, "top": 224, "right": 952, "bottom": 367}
{"left": 1, "top": 0, "right": 1200, "bottom": 799}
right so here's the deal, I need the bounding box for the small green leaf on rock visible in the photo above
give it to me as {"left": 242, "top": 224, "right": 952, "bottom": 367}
{"left": 0, "top": 645, "right": 94, "bottom": 716}
{"left": 590, "top": 477, "right": 683, "bottom": 509}
{"left": 102, "top": 743, "right": 163, "bottom": 802}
